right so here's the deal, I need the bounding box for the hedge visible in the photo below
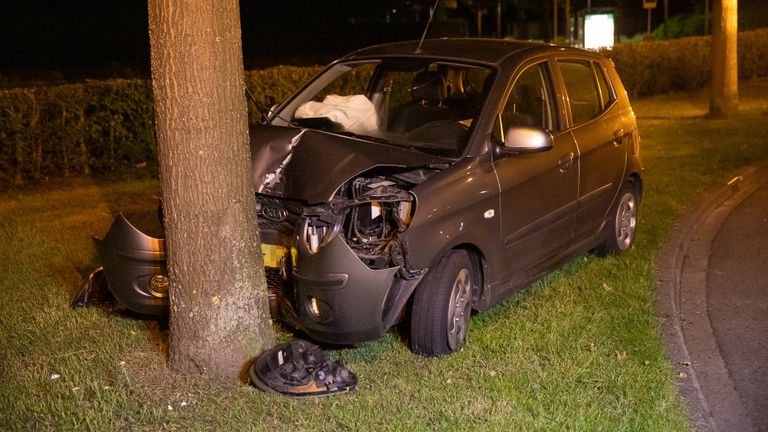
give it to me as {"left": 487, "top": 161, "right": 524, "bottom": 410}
{"left": 1, "top": 29, "right": 767, "bottom": 185}
{"left": 0, "top": 67, "right": 321, "bottom": 185}
{"left": 605, "top": 27, "right": 768, "bottom": 96}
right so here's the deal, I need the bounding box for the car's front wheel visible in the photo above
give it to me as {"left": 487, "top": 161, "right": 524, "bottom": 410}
{"left": 596, "top": 180, "right": 639, "bottom": 256}
{"left": 410, "top": 250, "right": 475, "bottom": 357}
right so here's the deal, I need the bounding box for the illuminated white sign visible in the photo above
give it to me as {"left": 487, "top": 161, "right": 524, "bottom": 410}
{"left": 584, "top": 13, "right": 615, "bottom": 50}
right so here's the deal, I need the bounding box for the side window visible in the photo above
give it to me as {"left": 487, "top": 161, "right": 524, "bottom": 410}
{"left": 594, "top": 62, "right": 616, "bottom": 108}
{"left": 558, "top": 60, "right": 601, "bottom": 126}
{"left": 493, "top": 62, "right": 556, "bottom": 143}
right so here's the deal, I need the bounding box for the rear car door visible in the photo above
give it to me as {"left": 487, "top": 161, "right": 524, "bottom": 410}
{"left": 492, "top": 60, "right": 579, "bottom": 281}
{"left": 555, "top": 59, "right": 628, "bottom": 241}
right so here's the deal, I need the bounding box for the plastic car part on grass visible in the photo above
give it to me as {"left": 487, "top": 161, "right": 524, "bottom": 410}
{"left": 70, "top": 267, "right": 115, "bottom": 309}
{"left": 250, "top": 339, "right": 357, "bottom": 397}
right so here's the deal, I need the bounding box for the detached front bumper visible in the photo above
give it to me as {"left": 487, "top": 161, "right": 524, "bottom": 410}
{"left": 87, "top": 214, "right": 406, "bottom": 345}
{"left": 92, "top": 214, "right": 168, "bottom": 315}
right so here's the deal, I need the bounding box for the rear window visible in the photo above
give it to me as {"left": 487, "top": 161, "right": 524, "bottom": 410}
{"left": 558, "top": 60, "right": 601, "bottom": 126}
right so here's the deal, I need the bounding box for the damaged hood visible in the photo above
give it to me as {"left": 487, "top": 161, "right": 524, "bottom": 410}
{"left": 250, "top": 125, "right": 449, "bottom": 203}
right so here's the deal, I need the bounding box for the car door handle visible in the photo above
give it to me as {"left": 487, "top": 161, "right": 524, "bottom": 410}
{"left": 613, "top": 128, "right": 626, "bottom": 146}
{"left": 558, "top": 152, "right": 575, "bottom": 172}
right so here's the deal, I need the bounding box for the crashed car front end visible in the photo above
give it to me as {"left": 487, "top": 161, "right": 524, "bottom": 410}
{"left": 85, "top": 167, "right": 431, "bottom": 343}
{"left": 265, "top": 169, "right": 431, "bottom": 343}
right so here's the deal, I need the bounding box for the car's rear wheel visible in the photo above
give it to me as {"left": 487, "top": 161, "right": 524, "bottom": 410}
{"left": 596, "top": 180, "right": 639, "bottom": 256}
{"left": 410, "top": 250, "right": 474, "bottom": 357}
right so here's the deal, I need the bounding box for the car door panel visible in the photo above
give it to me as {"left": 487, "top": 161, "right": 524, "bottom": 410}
{"left": 571, "top": 109, "right": 627, "bottom": 240}
{"left": 494, "top": 131, "right": 579, "bottom": 280}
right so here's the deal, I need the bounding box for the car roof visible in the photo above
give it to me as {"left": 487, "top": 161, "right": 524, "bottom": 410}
{"left": 341, "top": 38, "right": 571, "bottom": 66}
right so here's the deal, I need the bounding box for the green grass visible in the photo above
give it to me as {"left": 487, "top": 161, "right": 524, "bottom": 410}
{"left": 2, "top": 79, "right": 768, "bottom": 431}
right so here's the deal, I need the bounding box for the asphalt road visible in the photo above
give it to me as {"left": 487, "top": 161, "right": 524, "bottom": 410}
{"left": 708, "top": 179, "right": 768, "bottom": 431}
{"left": 657, "top": 163, "right": 768, "bottom": 432}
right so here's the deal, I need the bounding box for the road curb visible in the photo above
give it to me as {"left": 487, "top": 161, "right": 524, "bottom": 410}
{"left": 656, "top": 161, "right": 768, "bottom": 432}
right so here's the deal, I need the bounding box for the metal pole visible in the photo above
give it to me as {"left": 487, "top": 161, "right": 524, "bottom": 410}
{"left": 497, "top": 0, "right": 502, "bottom": 38}
{"left": 477, "top": 9, "right": 483, "bottom": 37}
{"left": 705, "top": 0, "right": 710, "bottom": 34}
{"left": 565, "top": 0, "right": 570, "bottom": 45}
{"left": 554, "top": 0, "right": 558, "bottom": 42}
{"left": 647, "top": 8, "right": 652, "bottom": 35}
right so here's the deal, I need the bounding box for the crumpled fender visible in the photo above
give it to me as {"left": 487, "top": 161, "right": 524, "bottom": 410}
{"left": 93, "top": 214, "right": 169, "bottom": 315}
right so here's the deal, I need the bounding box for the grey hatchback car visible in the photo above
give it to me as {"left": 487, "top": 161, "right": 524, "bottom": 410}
{"left": 89, "top": 39, "right": 642, "bottom": 357}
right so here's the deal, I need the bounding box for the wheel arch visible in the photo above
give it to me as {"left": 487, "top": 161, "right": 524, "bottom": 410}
{"left": 442, "top": 243, "right": 488, "bottom": 312}
{"left": 627, "top": 171, "right": 644, "bottom": 208}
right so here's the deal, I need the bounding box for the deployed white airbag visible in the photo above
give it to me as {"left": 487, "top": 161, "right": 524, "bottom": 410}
{"left": 295, "top": 94, "right": 379, "bottom": 135}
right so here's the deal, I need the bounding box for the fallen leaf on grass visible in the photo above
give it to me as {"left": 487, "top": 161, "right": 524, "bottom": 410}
{"left": 602, "top": 283, "right": 612, "bottom": 292}
{"left": 615, "top": 351, "right": 627, "bottom": 361}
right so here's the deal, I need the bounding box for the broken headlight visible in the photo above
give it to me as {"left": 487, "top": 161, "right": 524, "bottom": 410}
{"left": 299, "top": 175, "right": 416, "bottom": 270}
{"left": 344, "top": 177, "right": 415, "bottom": 268}
{"left": 301, "top": 213, "right": 342, "bottom": 254}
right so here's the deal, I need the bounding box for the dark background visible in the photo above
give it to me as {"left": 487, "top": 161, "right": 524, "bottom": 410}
{"left": 1, "top": 0, "right": 765, "bottom": 85}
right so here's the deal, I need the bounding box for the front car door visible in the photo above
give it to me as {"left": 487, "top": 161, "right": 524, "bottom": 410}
{"left": 492, "top": 60, "right": 579, "bottom": 287}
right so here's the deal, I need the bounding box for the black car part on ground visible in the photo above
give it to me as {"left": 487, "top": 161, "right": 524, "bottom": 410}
{"left": 249, "top": 339, "right": 356, "bottom": 397}
{"left": 70, "top": 267, "right": 114, "bottom": 309}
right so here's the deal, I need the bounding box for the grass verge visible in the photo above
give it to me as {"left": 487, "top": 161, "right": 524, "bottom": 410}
{"left": 1, "top": 79, "right": 767, "bottom": 431}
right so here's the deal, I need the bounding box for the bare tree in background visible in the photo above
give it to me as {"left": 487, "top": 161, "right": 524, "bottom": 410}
{"left": 148, "top": 0, "right": 274, "bottom": 381}
{"left": 710, "top": 0, "right": 738, "bottom": 118}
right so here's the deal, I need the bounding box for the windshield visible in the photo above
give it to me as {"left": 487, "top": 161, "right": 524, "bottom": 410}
{"left": 271, "top": 59, "right": 495, "bottom": 158}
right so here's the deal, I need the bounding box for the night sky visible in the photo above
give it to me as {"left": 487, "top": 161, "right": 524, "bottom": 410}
{"left": 0, "top": 0, "right": 764, "bottom": 83}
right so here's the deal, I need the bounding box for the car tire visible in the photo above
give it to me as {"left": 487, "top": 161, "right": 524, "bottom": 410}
{"left": 596, "top": 180, "right": 639, "bottom": 256}
{"left": 410, "top": 250, "right": 474, "bottom": 357}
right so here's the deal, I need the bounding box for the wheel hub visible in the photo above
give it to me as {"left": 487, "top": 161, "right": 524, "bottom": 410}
{"left": 447, "top": 268, "right": 471, "bottom": 351}
{"left": 615, "top": 192, "right": 637, "bottom": 250}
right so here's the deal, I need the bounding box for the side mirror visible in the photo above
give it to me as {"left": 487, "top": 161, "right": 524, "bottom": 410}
{"left": 500, "top": 127, "right": 553, "bottom": 154}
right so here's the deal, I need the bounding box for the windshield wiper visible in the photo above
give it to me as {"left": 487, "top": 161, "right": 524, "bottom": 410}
{"left": 334, "top": 131, "right": 395, "bottom": 146}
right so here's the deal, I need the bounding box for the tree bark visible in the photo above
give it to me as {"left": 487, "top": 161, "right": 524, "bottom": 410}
{"left": 709, "top": 0, "right": 738, "bottom": 118}
{"left": 148, "top": 0, "right": 274, "bottom": 382}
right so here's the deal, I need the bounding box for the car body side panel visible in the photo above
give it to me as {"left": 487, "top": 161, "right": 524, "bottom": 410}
{"left": 403, "top": 153, "right": 502, "bottom": 307}
{"left": 493, "top": 131, "right": 580, "bottom": 282}
{"left": 569, "top": 106, "right": 629, "bottom": 240}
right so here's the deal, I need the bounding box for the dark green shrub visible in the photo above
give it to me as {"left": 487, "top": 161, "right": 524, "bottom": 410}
{"left": 244, "top": 66, "right": 323, "bottom": 123}
{"left": 0, "top": 66, "right": 323, "bottom": 185}
{"left": 604, "top": 28, "right": 768, "bottom": 96}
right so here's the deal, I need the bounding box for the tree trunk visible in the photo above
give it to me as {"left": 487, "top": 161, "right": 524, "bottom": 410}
{"left": 709, "top": 0, "right": 738, "bottom": 118}
{"left": 148, "top": 0, "right": 274, "bottom": 382}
